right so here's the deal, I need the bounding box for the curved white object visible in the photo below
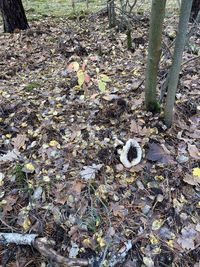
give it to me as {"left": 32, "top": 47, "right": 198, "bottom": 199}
{"left": 119, "top": 139, "right": 142, "bottom": 168}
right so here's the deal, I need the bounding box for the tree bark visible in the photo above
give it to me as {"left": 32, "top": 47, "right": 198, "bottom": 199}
{"left": 190, "top": 0, "right": 200, "bottom": 21}
{"left": 164, "top": 0, "right": 193, "bottom": 128}
{"left": 144, "top": 0, "right": 166, "bottom": 112}
{"left": 0, "top": 0, "right": 29, "bottom": 33}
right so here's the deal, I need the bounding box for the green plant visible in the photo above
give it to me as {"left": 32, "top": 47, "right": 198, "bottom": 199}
{"left": 12, "top": 164, "right": 26, "bottom": 186}
{"left": 66, "top": 61, "right": 111, "bottom": 93}
{"left": 87, "top": 214, "right": 101, "bottom": 232}
{"left": 25, "top": 82, "right": 41, "bottom": 91}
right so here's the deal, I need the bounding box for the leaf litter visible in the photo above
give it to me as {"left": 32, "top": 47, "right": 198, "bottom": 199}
{"left": 0, "top": 11, "right": 200, "bottom": 267}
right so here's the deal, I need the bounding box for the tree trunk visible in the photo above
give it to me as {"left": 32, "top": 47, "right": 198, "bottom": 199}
{"left": 144, "top": 0, "right": 166, "bottom": 112}
{"left": 107, "top": 0, "right": 116, "bottom": 28}
{"left": 190, "top": 0, "right": 200, "bottom": 21}
{"left": 164, "top": 0, "right": 193, "bottom": 128}
{"left": 0, "top": 0, "right": 29, "bottom": 33}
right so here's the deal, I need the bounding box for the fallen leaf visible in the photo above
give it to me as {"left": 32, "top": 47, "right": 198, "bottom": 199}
{"left": 98, "top": 80, "right": 106, "bottom": 92}
{"left": 71, "top": 180, "right": 84, "bottom": 194}
{"left": 152, "top": 219, "right": 164, "bottom": 231}
{"left": 23, "top": 163, "right": 35, "bottom": 173}
{"left": 110, "top": 202, "right": 128, "bottom": 218}
{"left": 22, "top": 217, "right": 31, "bottom": 231}
{"left": 69, "top": 242, "right": 79, "bottom": 258}
{"left": 77, "top": 70, "right": 85, "bottom": 86}
{"left": 146, "top": 143, "right": 173, "bottom": 163}
{"left": 143, "top": 256, "right": 154, "bottom": 267}
{"left": 130, "top": 120, "right": 141, "bottom": 134}
{"left": 67, "top": 61, "right": 79, "bottom": 72}
{"left": 177, "top": 226, "right": 197, "bottom": 250}
{"left": 11, "top": 134, "right": 28, "bottom": 149}
{"left": 100, "top": 74, "right": 111, "bottom": 82}
{"left": 188, "top": 144, "right": 200, "bottom": 159}
{"left": 2, "top": 195, "right": 18, "bottom": 214}
{"left": 80, "top": 164, "right": 103, "bottom": 180}
{"left": 183, "top": 172, "right": 200, "bottom": 186}
{"left": 32, "top": 186, "right": 43, "bottom": 200}
{"left": 49, "top": 140, "right": 59, "bottom": 147}
{"left": 193, "top": 168, "right": 200, "bottom": 177}
{"left": 84, "top": 73, "right": 91, "bottom": 83}
{"left": 0, "top": 149, "right": 20, "bottom": 162}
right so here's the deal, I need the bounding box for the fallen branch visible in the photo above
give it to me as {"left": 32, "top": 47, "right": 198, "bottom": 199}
{"left": 0, "top": 233, "right": 90, "bottom": 266}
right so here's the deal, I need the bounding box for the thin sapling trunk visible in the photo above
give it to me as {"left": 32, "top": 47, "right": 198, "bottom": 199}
{"left": 164, "top": 0, "right": 193, "bottom": 127}
{"left": 145, "top": 0, "right": 166, "bottom": 112}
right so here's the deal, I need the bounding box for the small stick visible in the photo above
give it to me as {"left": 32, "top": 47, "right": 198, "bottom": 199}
{"left": 0, "top": 233, "right": 90, "bottom": 266}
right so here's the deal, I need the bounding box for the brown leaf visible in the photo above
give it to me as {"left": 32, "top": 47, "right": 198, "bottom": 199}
{"left": 130, "top": 120, "right": 141, "bottom": 134}
{"left": 183, "top": 173, "right": 199, "bottom": 186}
{"left": 11, "top": 134, "right": 28, "bottom": 150}
{"left": 71, "top": 180, "right": 84, "bottom": 194}
{"left": 110, "top": 203, "right": 128, "bottom": 218}
{"left": 188, "top": 144, "right": 200, "bottom": 159}
{"left": 2, "top": 195, "right": 18, "bottom": 215}
{"left": 146, "top": 143, "right": 173, "bottom": 164}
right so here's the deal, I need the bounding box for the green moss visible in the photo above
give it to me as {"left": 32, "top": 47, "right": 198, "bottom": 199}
{"left": 87, "top": 214, "right": 101, "bottom": 232}
{"left": 25, "top": 82, "right": 41, "bottom": 91}
{"left": 12, "top": 164, "right": 26, "bottom": 186}
{"left": 146, "top": 101, "right": 161, "bottom": 113}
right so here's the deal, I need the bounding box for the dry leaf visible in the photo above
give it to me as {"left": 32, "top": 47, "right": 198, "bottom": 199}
{"left": 183, "top": 173, "right": 200, "bottom": 186}
{"left": 177, "top": 226, "right": 197, "bottom": 250}
{"left": 71, "top": 180, "right": 84, "bottom": 194}
{"left": 0, "top": 149, "right": 20, "bottom": 162}
{"left": 188, "top": 144, "right": 200, "bottom": 159}
{"left": 130, "top": 120, "right": 141, "bottom": 134}
{"left": 80, "top": 164, "right": 103, "bottom": 180}
{"left": 11, "top": 134, "right": 28, "bottom": 149}
{"left": 110, "top": 202, "right": 128, "bottom": 218}
{"left": 146, "top": 143, "right": 173, "bottom": 164}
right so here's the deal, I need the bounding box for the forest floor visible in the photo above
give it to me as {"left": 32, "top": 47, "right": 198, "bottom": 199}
{"left": 0, "top": 9, "right": 200, "bottom": 267}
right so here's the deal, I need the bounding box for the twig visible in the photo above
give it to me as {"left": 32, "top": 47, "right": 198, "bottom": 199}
{"left": 181, "top": 55, "right": 200, "bottom": 67}
{"left": 0, "top": 217, "right": 15, "bottom": 232}
{"left": 34, "top": 237, "right": 89, "bottom": 266}
{"left": 0, "top": 233, "right": 90, "bottom": 266}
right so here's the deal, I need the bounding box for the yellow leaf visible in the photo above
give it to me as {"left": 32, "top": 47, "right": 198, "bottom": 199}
{"left": 96, "top": 236, "right": 106, "bottom": 247}
{"left": 166, "top": 239, "right": 174, "bottom": 248}
{"left": 150, "top": 233, "right": 159, "bottom": 244}
{"left": 154, "top": 175, "right": 164, "bottom": 181}
{"left": 49, "top": 140, "right": 59, "bottom": 147}
{"left": 52, "top": 111, "right": 58, "bottom": 116}
{"left": 22, "top": 217, "right": 31, "bottom": 231}
{"left": 152, "top": 219, "right": 163, "bottom": 231}
{"left": 6, "top": 134, "right": 12, "bottom": 138}
{"left": 25, "top": 163, "right": 35, "bottom": 172}
{"left": 77, "top": 70, "right": 85, "bottom": 86}
{"left": 21, "top": 122, "right": 28, "bottom": 127}
{"left": 125, "top": 176, "right": 136, "bottom": 184}
{"left": 98, "top": 80, "right": 106, "bottom": 92}
{"left": 100, "top": 74, "right": 111, "bottom": 82}
{"left": 43, "top": 176, "right": 50, "bottom": 182}
{"left": 192, "top": 168, "right": 200, "bottom": 177}
{"left": 83, "top": 238, "right": 92, "bottom": 247}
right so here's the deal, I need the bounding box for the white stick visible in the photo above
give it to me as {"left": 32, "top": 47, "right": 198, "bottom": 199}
{"left": 0, "top": 233, "right": 38, "bottom": 245}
